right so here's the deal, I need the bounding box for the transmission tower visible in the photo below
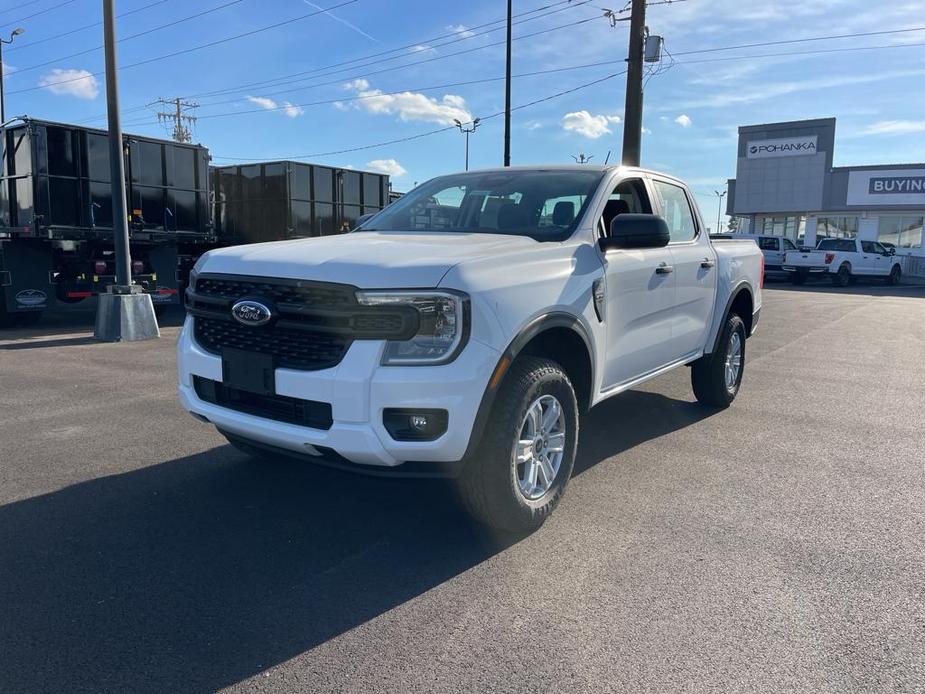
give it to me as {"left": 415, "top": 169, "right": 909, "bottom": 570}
{"left": 571, "top": 153, "right": 594, "bottom": 164}
{"left": 150, "top": 97, "right": 199, "bottom": 143}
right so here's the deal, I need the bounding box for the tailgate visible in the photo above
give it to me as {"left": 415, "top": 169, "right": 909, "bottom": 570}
{"left": 784, "top": 250, "right": 826, "bottom": 266}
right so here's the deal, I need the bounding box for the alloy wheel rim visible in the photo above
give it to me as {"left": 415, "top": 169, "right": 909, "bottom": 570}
{"left": 513, "top": 395, "right": 566, "bottom": 500}
{"left": 725, "top": 331, "right": 742, "bottom": 390}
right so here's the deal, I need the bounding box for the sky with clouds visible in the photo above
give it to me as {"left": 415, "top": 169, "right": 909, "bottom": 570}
{"left": 3, "top": 0, "right": 925, "bottom": 219}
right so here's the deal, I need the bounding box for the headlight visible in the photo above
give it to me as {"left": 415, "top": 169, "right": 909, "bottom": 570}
{"left": 355, "top": 290, "right": 469, "bottom": 365}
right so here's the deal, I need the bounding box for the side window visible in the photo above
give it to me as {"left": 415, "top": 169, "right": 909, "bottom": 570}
{"left": 860, "top": 241, "right": 876, "bottom": 254}
{"left": 872, "top": 242, "right": 888, "bottom": 254}
{"left": 758, "top": 237, "right": 778, "bottom": 251}
{"left": 783, "top": 238, "right": 797, "bottom": 251}
{"left": 652, "top": 179, "right": 697, "bottom": 242}
{"left": 599, "top": 178, "right": 651, "bottom": 236}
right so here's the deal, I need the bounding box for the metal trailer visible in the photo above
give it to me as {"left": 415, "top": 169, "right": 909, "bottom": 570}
{"left": 0, "top": 117, "right": 211, "bottom": 326}
{"left": 211, "top": 161, "right": 390, "bottom": 245}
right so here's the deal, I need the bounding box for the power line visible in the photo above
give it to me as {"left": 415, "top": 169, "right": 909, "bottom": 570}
{"left": 0, "top": 0, "right": 46, "bottom": 17}
{"left": 7, "top": 0, "right": 361, "bottom": 95}
{"left": 0, "top": 0, "right": 77, "bottom": 29}
{"left": 5, "top": 0, "right": 246, "bottom": 77}
{"left": 2, "top": 0, "right": 170, "bottom": 54}
{"left": 79, "top": 11, "right": 608, "bottom": 124}
{"left": 212, "top": 69, "right": 627, "bottom": 161}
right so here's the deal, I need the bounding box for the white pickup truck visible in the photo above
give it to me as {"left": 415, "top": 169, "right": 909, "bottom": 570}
{"left": 782, "top": 238, "right": 902, "bottom": 286}
{"left": 178, "top": 166, "right": 763, "bottom": 532}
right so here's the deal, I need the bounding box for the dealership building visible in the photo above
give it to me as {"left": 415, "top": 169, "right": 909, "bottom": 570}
{"left": 726, "top": 117, "right": 925, "bottom": 278}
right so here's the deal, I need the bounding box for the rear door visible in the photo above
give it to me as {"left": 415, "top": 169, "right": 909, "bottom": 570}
{"left": 598, "top": 176, "right": 678, "bottom": 389}
{"left": 650, "top": 177, "right": 717, "bottom": 360}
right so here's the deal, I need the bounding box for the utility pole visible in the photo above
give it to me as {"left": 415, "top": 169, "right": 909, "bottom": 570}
{"left": 94, "top": 0, "right": 159, "bottom": 341}
{"left": 503, "top": 0, "right": 512, "bottom": 167}
{"left": 571, "top": 153, "right": 594, "bottom": 164}
{"left": 454, "top": 117, "right": 481, "bottom": 171}
{"left": 621, "top": 0, "right": 646, "bottom": 166}
{"left": 713, "top": 188, "right": 727, "bottom": 234}
{"left": 152, "top": 97, "right": 198, "bottom": 143}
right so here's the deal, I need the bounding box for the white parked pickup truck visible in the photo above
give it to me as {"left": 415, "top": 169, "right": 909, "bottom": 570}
{"left": 178, "top": 166, "right": 763, "bottom": 532}
{"left": 782, "top": 238, "right": 902, "bottom": 286}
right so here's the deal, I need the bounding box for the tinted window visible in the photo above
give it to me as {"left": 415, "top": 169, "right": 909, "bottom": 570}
{"left": 360, "top": 170, "right": 603, "bottom": 240}
{"left": 861, "top": 241, "right": 876, "bottom": 253}
{"left": 758, "top": 237, "right": 779, "bottom": 251}
{"left": 817, "top": 239, "right": 855, "bottom": 252}
{"left": 783, "top": 238, "right": 797, "bottom": 250}
{"left": 652, "top": 179, "right": 696, "bottom": 242}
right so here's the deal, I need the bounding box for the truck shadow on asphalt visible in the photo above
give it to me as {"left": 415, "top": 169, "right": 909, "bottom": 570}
{"left": 0, "top": 390, "right": 713, "bottom": 692}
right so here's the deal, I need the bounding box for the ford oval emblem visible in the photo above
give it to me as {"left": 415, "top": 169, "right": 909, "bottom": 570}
{"left": 231, "top": 299, "right": 273, "bottom": 327}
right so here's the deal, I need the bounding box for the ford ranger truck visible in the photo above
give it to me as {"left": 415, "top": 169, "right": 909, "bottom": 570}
{"left": 178, "top": 167, "right": 763, "bottom": 532}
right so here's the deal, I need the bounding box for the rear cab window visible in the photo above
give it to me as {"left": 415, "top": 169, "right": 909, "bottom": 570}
{"left": 817, "top": 239, "right": 856, "bottom": 252}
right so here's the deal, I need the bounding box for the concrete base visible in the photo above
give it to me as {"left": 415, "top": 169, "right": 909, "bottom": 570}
{"left": 94, "top": 291, "right": 160, "bottom": 342}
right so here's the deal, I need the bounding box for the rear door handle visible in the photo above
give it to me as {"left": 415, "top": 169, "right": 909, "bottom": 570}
{"left": 700, "top": 259, "right": 715, "bottom": 268}
{"left": 656, "top": 263, "right": 674, "bottom": 274}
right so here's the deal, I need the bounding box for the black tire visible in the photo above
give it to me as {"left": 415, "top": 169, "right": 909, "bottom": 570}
{"left": 457, "top": 356, "right": 579, "bottom": 534}
{"left": 831, "top": 263, "right": 851, "bottom": 287}
{"left": 886, "top": 264, "right": 902, "bottom": 285}
{"left": 691, "top": 313, "right": 746, "bottom": 409}
{"left": 791, "top": 271, "right": 807, "bottom": 285}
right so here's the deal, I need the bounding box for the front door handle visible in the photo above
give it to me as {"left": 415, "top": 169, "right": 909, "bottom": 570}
{"left": 656, "top": 263, "right": 674, "bottom": 275}
{"left": 700, "top": 259, "right": 715, "bottom": 268}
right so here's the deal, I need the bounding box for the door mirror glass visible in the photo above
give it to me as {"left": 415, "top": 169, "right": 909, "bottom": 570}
{"left": 599, "top": 213, "right": 671, "bottom": 251}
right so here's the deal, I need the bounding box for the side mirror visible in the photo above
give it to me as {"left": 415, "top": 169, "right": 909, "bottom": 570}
{"left": 598, "top": 213, "right": 671, "bottom": 252}
{"left": 353, "top": 212, "right": 375, "bottom": 230}
{"left": 890, "top": 248, "right": 896, "bottom": 256}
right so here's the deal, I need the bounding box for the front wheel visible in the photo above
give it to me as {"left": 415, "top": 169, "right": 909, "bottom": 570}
{"left": 691, "top": 313, "right": 746, "bottom": 408}
{"left": 457, "top": 356, "right": 579, "bottom": 534}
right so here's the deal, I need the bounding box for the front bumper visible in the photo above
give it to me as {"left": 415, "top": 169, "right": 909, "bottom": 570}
{"left": 177, "top": 317, "right": 500, "bottom": 468}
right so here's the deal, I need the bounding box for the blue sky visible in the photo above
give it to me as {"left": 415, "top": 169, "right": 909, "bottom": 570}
{"left": 3, "top": 0, "right": 925, "bottom": 223}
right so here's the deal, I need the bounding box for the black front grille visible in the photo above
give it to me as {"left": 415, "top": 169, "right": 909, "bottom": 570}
{"left": 194, "top": 376, "right": 333, "bottom": 430}
{"left": 194, "top": 316, "right": 348, "bottom": 370}
{"left": 195, "top": 277, "right": 355, "bottom": 307}
{"left": 187, "top": 274, "right": 419, "bottom": 372}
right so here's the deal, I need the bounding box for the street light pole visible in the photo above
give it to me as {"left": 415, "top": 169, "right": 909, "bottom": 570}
{"left": 94, "top": 0, "right": 159, "bottom": 341}
{"left": 713, "top": 189, "right": 727, "bottom": 233}
{"left": 0, "top": 28, "right": 26, "bottom": 124}
{"left": 454, "top": 117, "right": 480, "bottom": 171}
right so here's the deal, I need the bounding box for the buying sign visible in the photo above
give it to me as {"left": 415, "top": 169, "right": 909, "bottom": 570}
{"left": 847, "top": 169, "right": 925, "bottom": 205}
{"left": 746, "top": 136, "right": 818, "bottom": 159}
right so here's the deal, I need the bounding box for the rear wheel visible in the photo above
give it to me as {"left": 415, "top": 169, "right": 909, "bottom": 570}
{"left": 886, "top": 264, "right": 902, "bottom": 285}
{"left": 831, "top": 263, "right": 851, "bottom": 287}
{"left": 457, "top": 356, "right": 578, "bottom": 534}
{"left": 691, "top": 313, "right": 746, "bottom": 409}
{"left": 791, "top": 271, "right": 807, "bottom": 285}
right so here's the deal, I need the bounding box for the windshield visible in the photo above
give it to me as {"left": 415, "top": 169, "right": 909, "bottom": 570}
{"left": 358, "top": 170, "right": 605, "bottom": 241}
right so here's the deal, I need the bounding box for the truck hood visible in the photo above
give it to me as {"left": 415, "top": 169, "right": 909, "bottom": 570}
{"left": 197, "top": 231, "right": 541, "bottom": 288}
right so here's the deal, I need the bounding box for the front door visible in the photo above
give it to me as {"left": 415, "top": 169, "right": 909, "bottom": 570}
{"left": 599, "top": 177, "right": 679, "bottom": 389}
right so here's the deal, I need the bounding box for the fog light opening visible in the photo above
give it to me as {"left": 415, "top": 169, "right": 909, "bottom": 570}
{"left": 383, "top": 408, "right": 449, "bottom": 442}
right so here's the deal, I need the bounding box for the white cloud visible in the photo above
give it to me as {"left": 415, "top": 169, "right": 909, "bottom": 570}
{"left": 524, "top": 120, "right": 543, "bottom": 131}
{"left": 366, "top": 158, "right": 407, "bottom": 177}
{"left": 246, "top": 95, "right": 276, "bottom": 110}
{"left": 674, "top": 114, "right": 692, "bottom": 127}
{"left": 642, "top": 127, "right": 652, "bottom": 135}
{"left": 409, "top": 44, "right": 435, "bottom": 53}
{"left": 38, "top": 68, "right": 99, "bottom": 100}
{"left": 561, "top": 111, "right": 621, "bottom": 139}
{"left": 860, "top": 120, "right": 925, "bottom": 135}
{"left": 282, "top": 102, "right": 304, "bottom": 118}
{"left": 342, "top": 79, "right": 471, "bottom": 125}
{"left": 246, "top": 95, "right": 304, "bottom": 118}
{"left": 446, "top": 23, "right": 475, "bottom": 38}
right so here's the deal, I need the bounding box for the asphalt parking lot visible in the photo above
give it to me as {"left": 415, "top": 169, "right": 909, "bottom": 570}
{"left": 1, "top": 284, "right": 924, "bottom": 693}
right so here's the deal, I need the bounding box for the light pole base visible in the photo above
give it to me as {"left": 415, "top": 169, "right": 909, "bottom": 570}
{"left": 93, "top": 286, "right": 160, "bottom": 342}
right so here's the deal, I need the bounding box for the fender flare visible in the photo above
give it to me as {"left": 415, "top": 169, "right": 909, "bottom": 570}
{"left": 709, "top": 282, "right": 755, "bottom": 355}
{"left": 460, "top": 312, "right": 594, "bottom": 462}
